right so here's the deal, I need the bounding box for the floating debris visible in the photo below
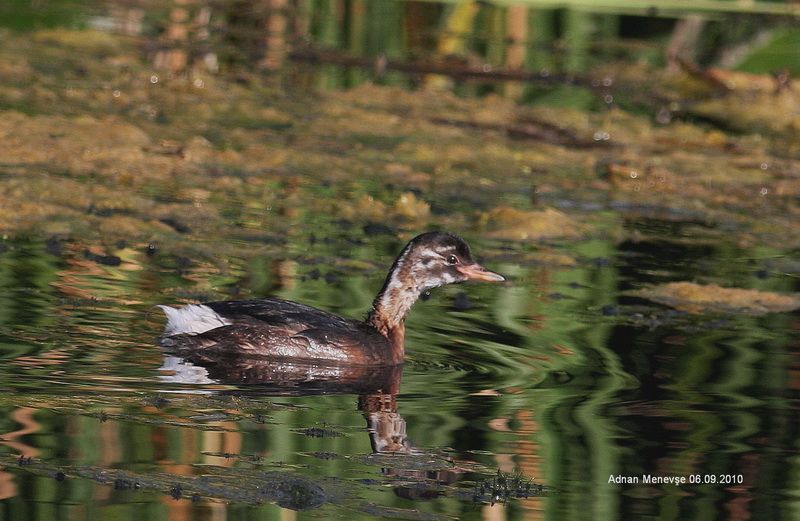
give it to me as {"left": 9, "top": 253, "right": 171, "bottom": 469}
{"left": 294, "top": 427, "right": 344, "bottom": 438}
{"left": 469, "top": 470, "right": 546, "bottom": 505}
{"left": 2, "top": 454, "right": 334, "bottom": 510}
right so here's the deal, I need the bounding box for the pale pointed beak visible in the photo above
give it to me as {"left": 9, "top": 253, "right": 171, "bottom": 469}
{"left": 456, "top": 263, "right": 505, "bottom": 282}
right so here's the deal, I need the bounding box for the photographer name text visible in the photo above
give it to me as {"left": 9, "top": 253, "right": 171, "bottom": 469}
{"left": 608, "top": 474, "right": 744, "bottom": 485}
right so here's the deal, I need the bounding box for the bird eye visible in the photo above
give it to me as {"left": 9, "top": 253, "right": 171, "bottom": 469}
{"left": 446, "top": 254, "right": 459, "bottom": 265}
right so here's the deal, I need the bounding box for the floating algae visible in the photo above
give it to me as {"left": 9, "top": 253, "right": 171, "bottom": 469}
{"left": 633, "top": 282, "right": 800, "bottom": 315}
{"left": 479, "top": 206, "right": 583, "bottom": 242}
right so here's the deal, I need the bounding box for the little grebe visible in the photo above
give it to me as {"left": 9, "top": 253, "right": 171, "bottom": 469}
{"left": 159, "top": 232, "right": 504, "bottom": 366}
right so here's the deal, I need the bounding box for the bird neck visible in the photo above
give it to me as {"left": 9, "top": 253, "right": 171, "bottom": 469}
{"left": 366, "top": 253, "right": 422, "bottom": 362}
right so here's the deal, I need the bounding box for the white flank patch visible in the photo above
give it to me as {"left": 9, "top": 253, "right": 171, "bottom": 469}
{"left": 157, "top": 304, "right": 231, "bottom": 336}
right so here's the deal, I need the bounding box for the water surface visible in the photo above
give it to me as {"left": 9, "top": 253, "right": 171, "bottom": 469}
{"left": 1, "top": 4, "right": 799, "bottom": 520}
{"left": 1, "top": 217, "right": 797, "bottom": 520}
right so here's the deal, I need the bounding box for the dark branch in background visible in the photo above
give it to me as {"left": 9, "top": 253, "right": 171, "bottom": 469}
{"left": 288, "top": 46, "right": 590, "bottom": 86}
{"left": 429, "top": 117, "right": 616, "bottom": 149}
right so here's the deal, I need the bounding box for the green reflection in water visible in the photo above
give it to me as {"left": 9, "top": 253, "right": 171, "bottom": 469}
{"left": 0, "top": 127, "right": 796, "bottom": 519}
{"left": 0, "top": 217, "right": 795, "bottom": 520}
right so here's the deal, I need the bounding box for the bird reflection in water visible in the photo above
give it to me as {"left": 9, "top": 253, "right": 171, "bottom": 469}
{"left": 160, "top": 352, "right": 464, "bottom": 501}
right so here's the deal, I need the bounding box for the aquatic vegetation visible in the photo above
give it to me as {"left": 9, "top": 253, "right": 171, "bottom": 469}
{"left": 634, "top": 281, "right": 800, "bottom": 315}
{"left": 479, "top": 207, "right": 583, "bottom": 241}
{"left": 0, "top": 27, "right": 798, "bottom": 256}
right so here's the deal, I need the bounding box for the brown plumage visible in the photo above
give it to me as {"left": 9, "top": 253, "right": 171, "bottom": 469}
{"left": 159, "top": 231, "right": 504, "bottom": 366}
